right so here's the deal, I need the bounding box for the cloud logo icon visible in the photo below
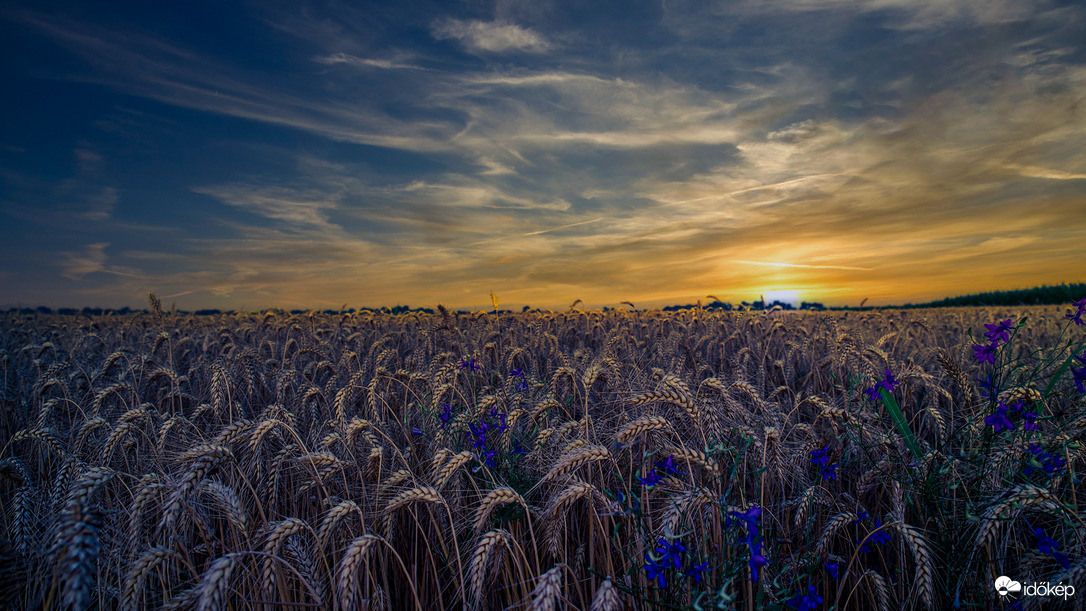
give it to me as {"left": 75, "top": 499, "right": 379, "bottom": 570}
{"left": 995, "top": 576, "right": 1022, "bottom": 596}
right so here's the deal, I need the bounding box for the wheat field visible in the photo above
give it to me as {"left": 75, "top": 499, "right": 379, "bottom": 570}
{"left": 0, "top": 302, "right": 1083, "bottom": 609}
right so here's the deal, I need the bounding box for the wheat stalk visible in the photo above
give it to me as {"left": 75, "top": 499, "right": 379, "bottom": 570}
{"left": 469, "top": 529, "right": 512, "bottom": 605}
{"left": 195, "top": 554, "right": 238, "bottom": 611}
{"left": 338, "top": 535, "right": 381, "bottom": 611}
{"left": 542, "top": 445, "right": 611, "bottom": 482}
{"left": 527, "top": 566, "right": 563, "bottom": 611}
{"left": 894, "top": 521, "right": 935, "bottom": 608}
{"left": 474, "top": 486, "right": 529, "bottom": 534}
{"left": 589, "top": 578, "right": 621, "bottom": 611}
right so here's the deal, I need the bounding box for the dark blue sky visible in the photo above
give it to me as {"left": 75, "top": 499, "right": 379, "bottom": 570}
{"left": 2, "top": 0, "right": 1084, "bottom": 310}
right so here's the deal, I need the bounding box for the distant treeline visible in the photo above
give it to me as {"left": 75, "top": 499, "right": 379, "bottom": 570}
{"left": 663, "top": 300, "right": 824, "bottom": 312}
{"left": 896, "top": 283, "right": 1086, "bottom": 309}
{"left": 6, "top": 282, "right": 1083, "bottom": 316}
{"left": 2, "top": 305, "right": 441, "bottom": 317}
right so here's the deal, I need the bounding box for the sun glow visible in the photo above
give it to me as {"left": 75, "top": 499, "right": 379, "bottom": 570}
{"left": 761, "top": 289, "right": 803, "bottom": 306}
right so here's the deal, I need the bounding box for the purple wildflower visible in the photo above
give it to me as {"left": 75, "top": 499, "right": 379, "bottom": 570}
{"left": 644, "top": 553, "right": 669, "bottom": 588}
{"left": 786, "top": 585, "right": 824, "bottom": 611}
{"left": 984, "top": 402, "right": 1014, "bottom": 433}
{"left": 729, "top": 505, "right": 763, "bottom": 524}
{"left": 870, "top": 519, "right": 892, "bottom": 546}
{"left": 972, "top": 342, "right": 999, "bottom": 365}
{"left": 459, "top": 357, "right": 480, "bottom": 372}
{"left": 510, "top": 368, "right": 530, "bottom": 392}
{"left": 1066, "top": 297, "right": 1086, "bottom": 326}
{"left": 821, "top": 463, "right": 838, "bottom": 481}
{"left": 440, "top": 402, "right": 453, "bottom": 428}
{"left": 1072, "top": 351, "right": 1086, "bottom": 394}
{"left": 491, "top": 408, "right": 509, "bottom": 434}
{"left": 882, "top": 369, "right": 899, "bottom": 393}
{"left": 729, "top": 505, "right": 767, "bottom": 582}
{"left": 748, "top": 551, "right": 769, "bottom": 583}
{"left": 654, "top": 537, "right": 688, "bottom": 570}
{"left": 411, "top": 427, "right": 424, "bottom": 436}
{"left": 655, "top": 455, "right": 681, "bottom": 475}
{"left": 467, "top": 422, "right": 488, "bottom": 449}
{"left": 1025, "top": 443, "right": 1066, "bottom": 476}
{"left": 983, "top": 318, "right": 1015, "bottom": 344}
{"left": 638, "top": 468, "right": 661, "bottom": 487}
{"left": 810, "top": 446, "right": 831, "bottom": 466}
{"left": 1021, "top": 408, "right": 1039, "bottom": 432}
{"left": 687, "top": 561, "right": 711, "bottom": 583}
{"left": 824, "top": 561, "right": 840, "bottom": 579}
{"left": 1032, "top": 526, "right": 1071, "bottom": 570}
{"left": 865, "top": 369, "right": 899, "bottom": 401}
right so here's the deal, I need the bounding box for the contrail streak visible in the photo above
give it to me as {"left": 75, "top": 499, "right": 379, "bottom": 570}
{"left": 468, "top": 217, "right": 604, "bottom": 246}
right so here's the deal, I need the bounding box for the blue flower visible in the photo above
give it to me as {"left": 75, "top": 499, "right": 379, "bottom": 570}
{"left": 459, "top": 357, "right": 480, "bottom": 372}
{"left": 728, "top": 505, "right": 767, "bottom": 582}
{"left": 439, "top": 402, "right": 453, "bottom": 428}
{"left": 869, "top": 519, "right": 892, "bottom": 546}
{"left": 864, "top": 370, "right": 900, "bottom": 401}
{"left": 491, "top": 409, "right": 509, "bottom": 434}
{"left": 1025, "top": 443, "right": 1066, "bottom": 477}
{"left": 882, "top": 369, "right": 899, "bottom": 393}
{"left": 654, "top": 537, "right": 688, "bottom": 570}
{"left": 810, "top": 446, "right": 831, "bottom": 466}
{"left": 644, "top": 553, "right": 668, "bottom": 588}
{"left": 984, "top": 402, "right": 1014, "bottom": 433}
{"left": 972, "top": 342, "right": 998, "bottom": 365}
{"left": 509, "top": 368, "right": 529, "bottom": 392}
{"left": 1031, "top": 525, "right": 1071, "bottom": 570}
{"left": 824, "top": 561, "right": 840, "bottom": 579}
{"left": 821, "top": 463, "right": 837, "bottom": 481}
{"left": 786, "top": 585, "right": 823, "bottom": 610}
{"left": 686, "top": 561, "right": 711, "bottom": 583}
{"left": 983, "top": 318, "right": 1015, "bottom": 345}
{"left": 411, "top": 427, "right": 424, "bottom": 436}
{"left": 748, "top": 551, "right": 768, "bottom": 583}
{"left": 655, "top": 455, "right": 681, "bottom": 475}
{"left": 728, "top": 505, "right": 763, "bottom": 525}
{"left": 1072, "top": 351, "right": 1086, "bottom": 394}
{"left": 855, "top": 510, "right": 870, "bottom": 524}
{"left": 467, "top": 422, "right": 488, "bottom": 449}
{"left": 1066, "top": 297, "right": 1086, "bottom": 326}
{"left": 638, "top": 468, "right": 661, "bottom": 487}
{"left": 1021, "top": 408, "right": 1039, "bottom": 432}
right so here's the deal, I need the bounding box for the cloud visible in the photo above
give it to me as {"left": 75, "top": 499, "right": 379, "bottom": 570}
{"left": 431, "top": 19, "right": 551, "bottom": 53}
{"left": 82, "top": 186, "right": 118, "bottom": 221}
{"left": 313, "top": 53, "right": 429, "bottom": 71}
{"left": 731, "top": 260, "right": 874, "bottom": 271}
{"left": 60, "top": 242, "right": 108, "bottom": 279}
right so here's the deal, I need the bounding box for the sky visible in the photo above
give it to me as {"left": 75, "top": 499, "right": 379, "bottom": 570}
{"left": 1, "top": 0, "right": 1084, "bottom": 311}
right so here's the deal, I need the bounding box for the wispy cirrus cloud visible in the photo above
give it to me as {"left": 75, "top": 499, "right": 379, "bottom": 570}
{"left": 431, "top": 19, "right": 551, "bottom": 53}
{"left": 60, "top": 242, "right": 109, "bottom": 280}
{"left": 313, "top": 52, "right": 430, "bottom": 71}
